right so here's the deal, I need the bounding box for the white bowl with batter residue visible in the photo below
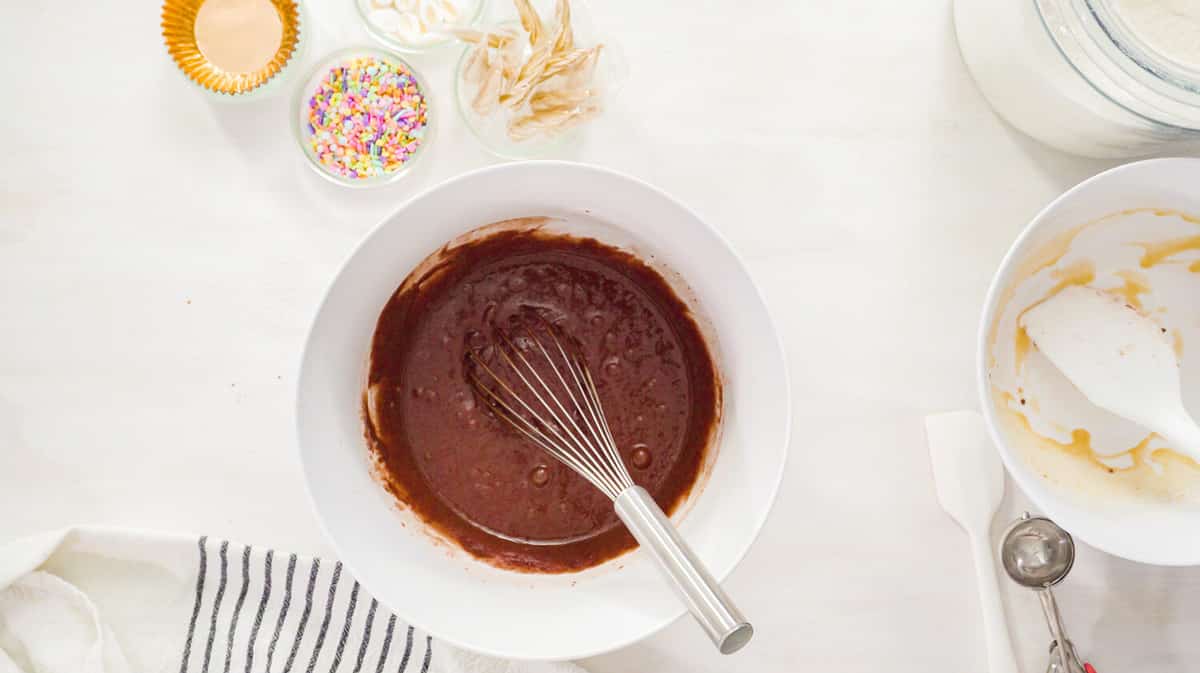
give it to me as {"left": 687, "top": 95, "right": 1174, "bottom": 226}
{"left": 979, "top": 158, "right": 1200, "bottom": 566}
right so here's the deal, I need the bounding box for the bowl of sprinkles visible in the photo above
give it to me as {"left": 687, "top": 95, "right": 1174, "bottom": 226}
{"left": 295, "top": 49, "right": 432, "bottom": 187}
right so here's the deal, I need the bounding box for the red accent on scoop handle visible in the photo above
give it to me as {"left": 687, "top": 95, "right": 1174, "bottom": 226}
{"left": 1085, "top": 664, "right": 1096, "bottom": 673}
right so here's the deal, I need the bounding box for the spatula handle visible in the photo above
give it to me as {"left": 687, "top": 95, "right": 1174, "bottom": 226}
{"left": 971, "top": 532, "right": 1020, "bottom": 673}
{"left": 1159, "top": 407, "right": 1200, "bottom": 461}
{"left": 614, "top": 486, "right": 753, "bottom": 654}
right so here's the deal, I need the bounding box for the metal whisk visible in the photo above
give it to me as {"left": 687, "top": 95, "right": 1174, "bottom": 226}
{"left": 467, "top": 318, "right": 753, "bottom": 655}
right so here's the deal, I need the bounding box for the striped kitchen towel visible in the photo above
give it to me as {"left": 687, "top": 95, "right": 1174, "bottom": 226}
{"left": 0, "top": 528, "right": 583, "bottom": 673}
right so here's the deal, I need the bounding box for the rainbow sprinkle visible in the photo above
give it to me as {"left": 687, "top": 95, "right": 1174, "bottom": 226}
{"left": 303, "top": 55, "right": 429, "bottom": 181}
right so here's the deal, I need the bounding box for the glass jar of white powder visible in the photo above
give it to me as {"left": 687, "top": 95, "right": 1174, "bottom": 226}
{"left": 955, "top": 0, "right": 1200, "bottom": 158}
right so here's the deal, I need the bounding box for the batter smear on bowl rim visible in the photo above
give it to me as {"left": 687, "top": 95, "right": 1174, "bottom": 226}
{"left": 363, "top": 220, "right": 721, "bottom": 572}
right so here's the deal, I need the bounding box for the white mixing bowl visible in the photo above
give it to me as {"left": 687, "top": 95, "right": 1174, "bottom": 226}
{"left": 978, "top": 158, "right": 1200, "bottom": 566}
{"left": 295, "top": 162, "right": 790, "bottom": 659}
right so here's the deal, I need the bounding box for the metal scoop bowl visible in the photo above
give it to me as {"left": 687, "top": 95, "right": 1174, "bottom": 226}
{"left": 1001, "top": 514, "right": 1088, "bottom": 673}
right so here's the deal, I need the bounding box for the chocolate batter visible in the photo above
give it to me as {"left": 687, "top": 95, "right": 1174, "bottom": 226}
{"left": 365, "top": 223, "right": 720, "bottom": 572}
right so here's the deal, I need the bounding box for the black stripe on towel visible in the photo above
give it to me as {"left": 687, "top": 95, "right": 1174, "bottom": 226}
{"left": 351, "top": 599, "right": 377, "bottom": 673}
{"left": 224, "top": 545, "right": 252, "bottom": 673}
{"left": 179, "top": 536, "right": 209, "bottom": 673}
{"left": 175, "top": 541, "right": 434, "bottom": 673}
{"left": 374, "top": 615, "right": 396, "bottom": 673}
{"left": 329, "top": 581, "right": 360, "bottom": 672}
{"left": 304, "top": 561, "right": 343, "bottom": 673}
{"left": 282, "top": 559, "right": 321, "bottom": 673}
{"left": 244, "top": 549, "right": 274, "bottom": 673}
{"left": 396, "top": 626, "right": 413, "bottom": 673}
{"left": 202, "top": 541, "right": 231, "bottom": 673}
{"left": 420, "top": 637, "right": 432, "bottom": 673}
{"left": 265, "top": 554, "right": 297, "bottom": 673}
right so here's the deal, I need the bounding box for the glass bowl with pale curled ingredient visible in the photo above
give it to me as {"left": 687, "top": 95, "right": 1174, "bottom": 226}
{"left": 448, "top": 0, "right": 626, "bottom": 158}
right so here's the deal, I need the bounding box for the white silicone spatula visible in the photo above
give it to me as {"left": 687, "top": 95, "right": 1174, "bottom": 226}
{"left": 1021, "top": 285, "right": 1200, "bottom": 462}
{"left": 926, "top": 411, "right": 1018, "bottom": 673}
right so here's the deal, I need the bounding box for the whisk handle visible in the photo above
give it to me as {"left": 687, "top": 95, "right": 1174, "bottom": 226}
{"left": 614, "top": 486, "right": 753, "bottom": 654}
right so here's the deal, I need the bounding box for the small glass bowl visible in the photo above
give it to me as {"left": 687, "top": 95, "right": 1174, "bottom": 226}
{"left": 453, "top": 14, "right": 627, "bottom": 159}
{"left": 355, "top": 0, "right": 488, "bottom": 55}
{"left": 293, "top": 47, "right": 435, "bottom": 188}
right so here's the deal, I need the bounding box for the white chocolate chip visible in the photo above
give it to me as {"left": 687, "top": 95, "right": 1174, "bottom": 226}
{"left": 392, "top": 12, "right": 424, "bottom": 40}
{"left": 368, "top": 7, "right": 404, "bottom": 32}
{"left": 373, "top": 0, "right": 464, "bottom": 41}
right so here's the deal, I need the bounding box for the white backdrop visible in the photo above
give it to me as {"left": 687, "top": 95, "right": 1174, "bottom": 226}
{"left": 2, "top": 0, "right": 1197, "bottom": 671}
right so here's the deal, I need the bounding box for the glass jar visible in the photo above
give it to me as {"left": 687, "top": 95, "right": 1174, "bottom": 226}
{"left": 954, "top": 0, "right": 1200, "bottom": 158}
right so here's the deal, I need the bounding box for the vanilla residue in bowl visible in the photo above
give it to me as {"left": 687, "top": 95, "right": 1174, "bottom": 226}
{"left": 988, "top": 208, "right": 1200, "bottom": 504}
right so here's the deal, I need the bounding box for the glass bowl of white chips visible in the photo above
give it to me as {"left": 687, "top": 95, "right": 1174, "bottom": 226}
{"left": 357, "top": 0, "right": 488, "bottom": 54}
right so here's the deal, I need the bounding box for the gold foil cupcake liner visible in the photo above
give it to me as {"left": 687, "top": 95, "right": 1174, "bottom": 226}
{"left": 162, "top": 0, "right": 302, "bottom": 95}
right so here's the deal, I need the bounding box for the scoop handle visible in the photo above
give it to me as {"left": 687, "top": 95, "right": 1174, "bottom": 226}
{"left": 1039, "top": 586, "right": 1073, "bottom": 673}
{"left": 614, "top": 486, "right": 753, "bottom": 654}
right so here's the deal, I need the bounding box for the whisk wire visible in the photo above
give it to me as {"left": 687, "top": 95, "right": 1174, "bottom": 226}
{"left": 526, "top": 329, "right": 633, "bottom": 493}
{"left": 586, "top": 369, "right": 628, "bottom": 478}
{"left": 502, "top": 334, "right": 614, "bottom": 484}
{"left": 468, "top": 364, "right": 621, "bottom": 499}
{"left": 498, "top": 336, "right": 626, "bottom": 498}
{"left": 546, "top": 333, "right": 632, "bottom": 492}
{"left": 468, "top": 325, "right": 632, "bottom": 500}
{"left": 511, "top": 328, "right": 633, "bottom": 496}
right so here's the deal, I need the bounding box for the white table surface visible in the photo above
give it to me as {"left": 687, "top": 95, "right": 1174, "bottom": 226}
{"left": 3, "top": 0, "right": 1199, "bottom": 671}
